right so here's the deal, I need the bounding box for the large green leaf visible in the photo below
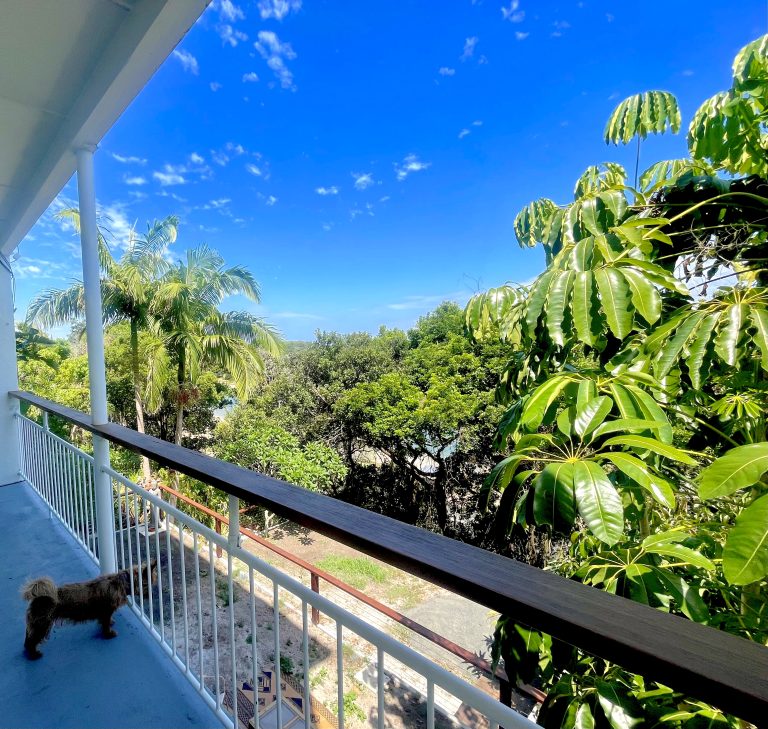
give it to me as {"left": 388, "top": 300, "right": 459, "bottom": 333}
{"left": 546, "top": 271, "right": 574, "bottom": 346}
{"left": 600, "top": 452, "right": 675, "bottom": 508}
{"left": 644, "top": 543, "right": 715, "bottom": 571}
{"left": 604, "top": 91, "right": 681, "bottom": 145}
{"left": 595, "top": 268, "right": 633, "bottom": 339}
{"left": 532, "top": 462, "right": 576, "bottom": 530}
{"left": 723, "top": 493, "right": 768, "bottom": 585}
{"left": 573, "top": 461, "right": 624, "bottom": 545}
{"left": 653, "top": 569, "right": 710, "bottom": 623}
{"left": 572, "top": 271, "right": 599, "bottom": 347}
{"left": 713, "top": 303, "right": 746, "bottom": 366}
{"left": 574, "top": 396, "right": 613, "bottom": 439}
{"left": 603, "top": 435, "right": 697, "bottom": 465}
{"left": 620, "top": 268, "right": 662, "bottom": 325}
{"left": 574, "top": 163, "right": 627, "bottom": 199}
{"left": 514, "top": 198, "right": 558, "bottom": 248}
{"left": 520, "top": 375, "right": 575, "bottom": 430}
{"left": 595, "top": 680, "right": 643, "bottom": 729}
{"left": 750, "top": 308, "right": 768, "bottom": 372}
{"left": 698, "top": 442, "right": 768, "bottom": 499}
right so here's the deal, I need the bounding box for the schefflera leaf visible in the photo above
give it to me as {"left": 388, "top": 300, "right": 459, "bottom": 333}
{"left": 523, "top": 234, "right": 681, "bottom": 350}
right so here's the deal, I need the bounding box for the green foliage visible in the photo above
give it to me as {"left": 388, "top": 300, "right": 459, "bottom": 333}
{"left": 212, "top": 405, "right": 347, "bottom": 493}
{"left": 468, "top": 35, "right": 768, "bottom": 726}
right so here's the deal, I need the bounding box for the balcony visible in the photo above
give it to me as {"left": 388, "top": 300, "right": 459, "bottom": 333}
{"left": 3, "top": 391, "right": 768, "bottom": 729}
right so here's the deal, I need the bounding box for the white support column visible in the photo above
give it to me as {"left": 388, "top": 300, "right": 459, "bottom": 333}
{"left": 76, "top": 145, "right": 116, "bottom": 574}
{"left": 0, "top": 256, "right": 20, "bottom": 485}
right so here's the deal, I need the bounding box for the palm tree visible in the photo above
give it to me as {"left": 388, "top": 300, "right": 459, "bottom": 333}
{"left": 27, "top": 211, "right": 178, "bottom": 480}
{"left": 150, "top": 244, "right": 282, "bottom": 449}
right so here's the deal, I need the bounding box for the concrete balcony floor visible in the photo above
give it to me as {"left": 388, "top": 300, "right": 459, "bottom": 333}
{"left": 0, "top": 481, "right": 220, "bottom": 729}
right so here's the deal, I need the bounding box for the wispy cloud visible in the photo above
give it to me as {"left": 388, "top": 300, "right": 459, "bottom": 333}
{"left": 219, "top": 0, "right": 244, "bottom": 21}
{"left": 352, "top": 172, "right": 375, "bottom": 190}
{"left": 515, "top": 31, "right": 529, "bottom": 40}
{"left": 472, "top": 119, "right": 483, "bottom": 126}
{"left": 316, "top": 186, "right": 339, "bottom": 195}
{"left": 255, "top": 31, "right": 297, "bottom": 90}
{"left": 100, "top": 203, "right": 137, "bottom": 250}
{"left": 258, "top": 0, "right": 302, "bottom": 20}
{"left": 211, "top": 142, "right": 247, "bottom": 167}
{"left": 458, "top": 128, "right": 470, "bottom": 139}
{"left": 210, "top": 81, "right": 223, "bottom": 92}
{"left": 438, "top": 66, "right": 456, "bottom": 76}
{"left": 172, "top": 49, "right": 199, "bottom": 75}
{"left": 265, "top": 195, "right": 278, "bottom": 206}
{"left": 551, "top": 20, "right": 570, "bottom": 37}
{"left": 460, "top": 37, "right": 478, "bottom": 61}
{"left": 242, "top": 72, "right": 260, "bottom": 82}
{"left": 246, "top": 163, "right": 265, "bottom": 177}
{"left": 112, "top": 153, "right": 147, "bottom": 165}
{"left": 217, "top": 24, "right": 248, "bottom": 47}
{"left": 395, "top": 154, "right": 431, "bottom": 181}
{"left": 153, "top": 166, "right": 186, "bottom": 186}
{"left": 501, "top": 1, "right": 525, "bottom": 22}
{"left": 124, "top": 175, "right": 147, "bottom": 186}
{"left": 272, "top": 310, "right": 323, "bottom": 321}
{"left": 189, "top": 152, "right": 205, "bottom": 164}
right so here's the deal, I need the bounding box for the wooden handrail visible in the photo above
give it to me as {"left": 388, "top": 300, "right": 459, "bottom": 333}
{"left": 11, "top": 390, "right": 768, "bottom": 725}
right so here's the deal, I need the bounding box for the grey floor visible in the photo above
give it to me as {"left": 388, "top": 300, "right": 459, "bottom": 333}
{"left": 0, "top": 480, "right": 221, "bottom": 729}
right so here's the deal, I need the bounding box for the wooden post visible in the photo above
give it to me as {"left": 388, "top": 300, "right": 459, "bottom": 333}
{"left": 310, "top": 572, "right": 321, "bottom": 625}
{"left": 215, "top": 518, "right": 222, "bottom": 557}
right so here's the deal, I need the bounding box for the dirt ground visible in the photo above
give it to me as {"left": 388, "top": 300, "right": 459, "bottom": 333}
{"left": 116, "top": 510, "right": 527, "bottom": 729}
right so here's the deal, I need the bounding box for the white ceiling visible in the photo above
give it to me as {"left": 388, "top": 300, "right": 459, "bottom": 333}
{"left": 0, "top": 0, "right": 209, "bottom": 256}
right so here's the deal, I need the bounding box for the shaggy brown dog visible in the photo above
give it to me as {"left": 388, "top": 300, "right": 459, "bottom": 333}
{"left": 22, "top": 561, "right": 157, "bottom": 659}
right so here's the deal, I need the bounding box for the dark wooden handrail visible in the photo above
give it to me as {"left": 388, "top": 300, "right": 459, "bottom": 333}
{"left": 11, "top": 389, "right": 768, "bottom": 725}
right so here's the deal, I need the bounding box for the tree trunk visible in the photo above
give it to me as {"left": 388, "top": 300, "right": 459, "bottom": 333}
{"left": 130, "top": 318, "right": 152, "bottom": 482}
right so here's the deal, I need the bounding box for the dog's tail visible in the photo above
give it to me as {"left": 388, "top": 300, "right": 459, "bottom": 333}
{"left": 22, "top": 577, "right": 57, "bottom": 604}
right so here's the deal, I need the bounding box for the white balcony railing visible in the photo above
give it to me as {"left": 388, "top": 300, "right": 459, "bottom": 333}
{"left": 15, "top": 411, "right": 534, "bottom": 729}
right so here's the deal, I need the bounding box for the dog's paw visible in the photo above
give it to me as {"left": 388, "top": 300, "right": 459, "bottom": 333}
{"left": 24, "top": 647, "right": 43, "bottom": 660}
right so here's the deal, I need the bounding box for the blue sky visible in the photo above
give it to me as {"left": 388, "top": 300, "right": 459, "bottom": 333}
{"left": 13, "top": 0, "right": 768, "bottom": 341}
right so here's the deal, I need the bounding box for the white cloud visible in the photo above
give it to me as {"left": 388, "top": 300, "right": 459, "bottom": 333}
{"left": 255, "top": 31, "right": 297, "bottom": 90}
{"left": 258, "top": 0, "right": 302, "bottom": 20}
{"left": 100, "top": 203, "right": 137, "bottom": 249}
{"left": 472, "top": 119, "right": 483, "bottom": 126}
{"left": 246, "top": 163, "right": 263, "bottom": 177}
{"left": 606, "top": 13, "right": 615, "bottom": 22}
{"left": 242, "top": 71, "right": 260, "bottom": 82}
{"left": 395, "top": 154, "right": 431, "bottom": 181}
{"left": 189, "top": 152, "right": 205, "bottom": 164}
{"left": 217, "top": 0, "right": 245, "bottom": 22}
{"left": 438, "top": 66, "right": 456, "bottom": 76}
{"left": 552, "top": 20, "right": 570, "bottom": 36}
{"left": 227, "top": 142, "right": 247, "bottom": 155}
{"left": 316, "top": 186, "right": 339, "bottom": 195}
{"left": 153, "top": 165, "right": 187, "bottom": 186}
{"left": 460, "top": 37, "right": 478, "bottom": 61}
{"left": 265, "top": 195, "right": 278, "bottom": 206}
{"left": 172, "top": 49, "right": 199, "bottom": 75}
{"left": 387, "top": 292, "right": 468, "bottom": 311}
{"left": 515, "top": 31, "right": 529, "bottom": 40}
{"left": 210, "top": 81, "right": 223, "bottom": 92}
{"left": 458, "top": 128, "right": 470, "bottom": 139}
{"left": 210, "top": 198, "right": 231, "bottom": 208}
{"left": 272, "top": 310, "right": 323, "bottom": 320}
{"left": 112, "top": 153, "right": 147, "bottom": 165}
{"left": 501, "top": 1, "right": 525, "bottom": 22}
{"left": 217, "top": 24, "right": 248, "bottom": 47}
{"left": 352, "top": 172, "right": 375, "bottom": 190}
{"left": 124, "top": 175, "right": 147, "bottom": 186}
{"left": 682, "top": 69, "right": 695, "bottom": 77}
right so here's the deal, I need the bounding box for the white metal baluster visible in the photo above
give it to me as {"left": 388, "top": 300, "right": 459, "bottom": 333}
{"left": 73, "top": 453, "right": 86, "bottom": 547}
{"left": 427, "top": 679, "right": 435, "bottom": 729}
{"left": 55, "top": 439, "right": 67, "bottom": 527}
{"left": 116, "top": 478, "right": 126, "bottom": 570}
{"left": 125, "top": 483, "right": 136, "bottom": 599}
{"left": 68, "top": 449, "right": 81, "bottom": 541}
{"left": 337, "top": 622, "right": 345, "bottom": 729}
{"left": 210, "top": 538, "right": 221, "bottom": 709}
{"left": 165, "top": 509, "right": 177, "bottom": 659}
{"left": 302, "top": 601, "right": 310, "bottom": 729}
{"left": 179, "top": 523, "right": 190, "bottom": 672}
{"left": 62, "top": 446, "right": 73, "bottom": 533}
{"left": 133, "top": 491, "right": 145, "bottom": 614}
{"left": 143, "top": 494, "right": 155, "bottom": 627}
{"left": 228, "top": 550, "right": 237, "bottom": 726}
{"left": 274, "top": 581, "right": 282, "bottom": 729}
{"left": 377, "top": 646, "right": 385, "bottom": 729}
{"left": 249, "top": 566, "right": 259, "bottom": 729}
{"left": 86, "top": 461, "right": 97, "bottom": 556}
{"left": 193, "top": 533, "right": 205, "bottom": 693}
{"left": 52, "top": 439, "right": 64, "bottom": 520}
{"left": 153, "top": 505, "right": 164, "bottom": 642}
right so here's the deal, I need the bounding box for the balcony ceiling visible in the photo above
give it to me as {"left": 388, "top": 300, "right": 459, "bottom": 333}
{"left": 0, "top": 0, "right": 209, "bottom": 257}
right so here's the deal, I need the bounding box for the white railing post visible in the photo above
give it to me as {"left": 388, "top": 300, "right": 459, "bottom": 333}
{"left": 76, "top": 144, "right": 116, "bottom": 574}
{"left": 228, "top": 494, "right": 240, "bottom": 549}
{"left": 0, "top": 254, "right": 20, "bottom": 485}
